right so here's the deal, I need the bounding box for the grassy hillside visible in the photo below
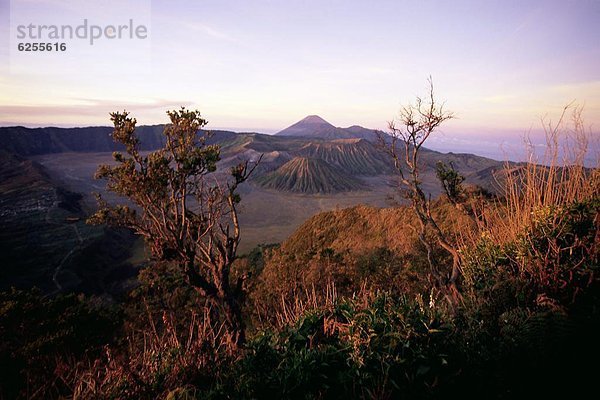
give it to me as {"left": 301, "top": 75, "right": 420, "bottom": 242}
{"left": 280, "top": 202, "right": 473, "bottom": 256}
{"left": 249, "top": 201, "right": 477, "bottom": 324}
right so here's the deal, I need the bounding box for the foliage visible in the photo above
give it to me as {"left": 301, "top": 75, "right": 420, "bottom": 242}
{"left": 88, "top": 108, "right": 260, "bottom": 347}
{"left": 435, "top": 161, "right": 465, "bottom": 204}
{"left": 0, "top": 288, "right": 121, "bottom": 398}
{"left": 3, "top": 190, "right": 598, "bottom": 399}
{"left": 2, "top": 104, "right": 598, "bottom": 399}
{"left": 215, "top": 293, "right": 455, "bottom": 400}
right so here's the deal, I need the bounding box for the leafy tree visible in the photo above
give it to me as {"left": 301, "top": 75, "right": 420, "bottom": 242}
{"left": 377, "top": 78, "right": 461, "bottom": 296}
{"left": 436, "top": 161, "right": 465, "bottom": 204}
{"left": 89, "top": 108, "right": 260, "bottom": 347}
{"left": 436, "top": 161, "right": 489, "bottom": 223}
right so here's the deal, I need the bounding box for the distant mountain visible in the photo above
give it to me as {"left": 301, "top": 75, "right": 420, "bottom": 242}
{"left": 0, "top": 126, "right": 237, "bottom": 156}
{"left": 216, "top": 129, "right": 504, "bottom": 194}
{"left": 0, "top": 126, "right": 157, "bottom": 155}
{"left": 0, "top": 120, "right": 505, "bottom": 196}
{"left": 276, "top": 115, "right": 384, "bottom": 141}
{"left": 255, "top": 157, "right": 365, "bottom": 194}
{"left": 344, "top": 125, "right": 385, "bottom": 141}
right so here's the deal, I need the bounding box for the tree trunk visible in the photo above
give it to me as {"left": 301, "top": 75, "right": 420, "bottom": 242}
{"left": 220, "top": 293, "right": 246, "bottom": 348}
{"left": 185, "top": 261, "right": 246, "bottom": 349}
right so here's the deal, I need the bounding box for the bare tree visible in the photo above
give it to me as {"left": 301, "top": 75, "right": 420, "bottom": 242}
{"left": 378, "top": 78, "right": 461, "bottom": 293}
{"left": 88, "top": 108, "right": 261, "bottom": 347}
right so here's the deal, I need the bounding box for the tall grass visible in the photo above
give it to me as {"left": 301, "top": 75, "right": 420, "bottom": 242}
{"left": 64, "top": 307, "right": 234, "bottom": 399}
{"left": 488, "top": 104, "right": 598, "bottom": 243}
{"left": 461, "top": 104, "right": 599, "bottom": 300}
{"left": 275, "top": 282, "right": 340, "bottom": 328}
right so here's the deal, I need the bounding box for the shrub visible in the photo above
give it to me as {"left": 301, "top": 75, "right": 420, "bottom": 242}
{"left": 226, "top": 292, "right": 455, "bottom": 399}
{"left": 0, "top": 288, "right": 121, "bottom": 398}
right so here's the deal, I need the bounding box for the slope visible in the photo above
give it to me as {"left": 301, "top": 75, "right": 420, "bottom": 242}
{"left": 254, "top": 157, "right": 365, "bottom": 194}
{"left": 297, "top": 138, "right": 393, "bottom": 175}
{"left": 0, "top": 151, "right": 137, "bottom": 295}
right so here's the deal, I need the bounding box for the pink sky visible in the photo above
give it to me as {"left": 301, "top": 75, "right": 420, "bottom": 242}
{"left": 0, "top": 0, "right": 598, "bottom": 159}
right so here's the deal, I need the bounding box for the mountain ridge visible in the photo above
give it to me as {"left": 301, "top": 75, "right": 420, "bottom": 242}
{"left": 0, "top": 126, "right": 237, "bottom": 156}
{"left": 297, "top": 138, "right": 394, "bottom": 176}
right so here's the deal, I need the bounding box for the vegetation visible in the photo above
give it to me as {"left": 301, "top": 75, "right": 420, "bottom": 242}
{"left": 0, "top": 102, "right": 597, "bottom": 399}
{"left": 0, "top": 289, "right": 121, "bottom": 398}
{"left": 88, "top": 108, "right": 261, "bottom": 347}
{"left": 377, "top": 78, "right": 461, "bottom": 296}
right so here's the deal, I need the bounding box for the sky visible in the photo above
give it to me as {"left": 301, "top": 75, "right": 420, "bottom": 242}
{"left": 0, "top": 0, "right": 599, "bottom": 160}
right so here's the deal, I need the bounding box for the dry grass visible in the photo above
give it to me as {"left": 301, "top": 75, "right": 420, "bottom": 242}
{"left": 59, "top": 307, "right": 235, "bottom": 399}
{"left": 484, "top": 104, "right": 598, "bottom": 244}
{"left": 275, "top": 282, "right": 340, "bottom": 328}
{"left": 458, "top": 104, "right": 599, "bottom": 299}
{"left": 487, "top": 106, "right": 600, "bottom": 239}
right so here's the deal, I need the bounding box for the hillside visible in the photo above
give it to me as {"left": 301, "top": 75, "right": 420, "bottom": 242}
{"left": 254, "top": 157, "right": 365, "bottom": 193}
{"left": 0, "top": 151, "right": 58, "bottom": 213}
{"left": 279, "top": 202, "right": 473, "bottom": 257}
{"left": 297, "top": 138, "right": 394, "bottom": 175}
{"left": 251, "top": 201, "right": 479, "bottom": 319}
{"left": 0, "top": 151, "right": 138, "bottom": 295}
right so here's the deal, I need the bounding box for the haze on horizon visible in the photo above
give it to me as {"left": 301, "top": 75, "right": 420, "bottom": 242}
{"left": 0, "top": 0, "right": 598, "bottom": 160}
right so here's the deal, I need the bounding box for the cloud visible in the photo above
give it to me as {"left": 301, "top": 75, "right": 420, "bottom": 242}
{"left": 548, "top": 80, "right": 600, "bottom": 99}
{"left": 72, "top": 97, "right": 193, "bottom": 109}
{"left": 180, "top": 22, "right": 237, "bottom": 42}
{"left": 482, "top": 94, "right": 518, "bottom": 104}
{"left": 0, "top": 98, "right": 194, "bottom": 125}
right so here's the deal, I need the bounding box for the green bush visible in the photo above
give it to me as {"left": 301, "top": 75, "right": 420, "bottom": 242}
{"left": 214, "top": 293, "right": 456, "bottom": 399}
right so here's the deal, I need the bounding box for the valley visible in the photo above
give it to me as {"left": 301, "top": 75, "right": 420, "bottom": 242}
{"left": 0, "top": 152, "right": 138, "bottom": 295}
{"left": 30, "top": 151, "right": 396, "bottom": 253}
{"left": 1, "top": 115, "right": 506, "bottom": 292}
